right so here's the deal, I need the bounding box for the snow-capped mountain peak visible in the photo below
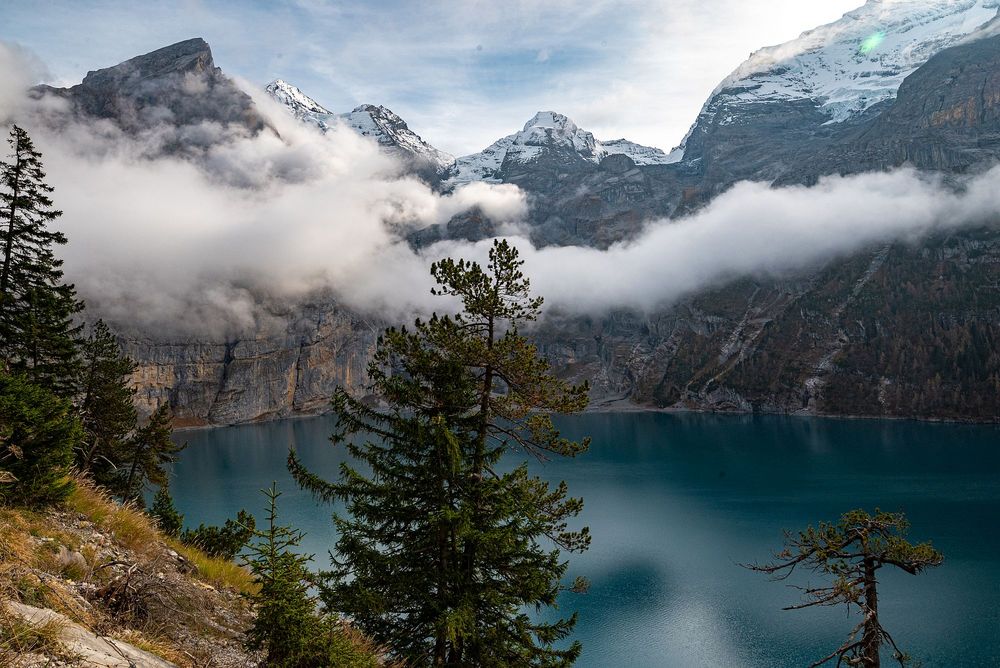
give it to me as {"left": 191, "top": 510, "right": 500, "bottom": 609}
{"left": 264, "top": 81, "right": 454, "bottom": 172}
{"left": 448, "top": 111, "right": 678, "bottom": 184}
{"left": 264, "top": 79, "right": 330, "bottom": 116}
{"left": 707, "top": 0, "right": 999, "bottom": 124}
{"left": 523, "top": 111, "right": 578, "bottom": 133}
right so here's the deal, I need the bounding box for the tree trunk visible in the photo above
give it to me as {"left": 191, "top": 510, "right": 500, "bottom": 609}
{"left": 861, "top": 556, "right": 881, "bottom": 667}
{"left": 1, "top": 139, "right": 22, "bottom": 302}
{"left": 465, "top": 303, "right": 496, "bottom": 665}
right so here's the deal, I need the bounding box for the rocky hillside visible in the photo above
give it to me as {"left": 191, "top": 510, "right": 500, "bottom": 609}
{"left": 0, "top": 479, "right": 256, "bottom": 666}
{"left": 125, "top": 302, "right": 380, "bottom": 427}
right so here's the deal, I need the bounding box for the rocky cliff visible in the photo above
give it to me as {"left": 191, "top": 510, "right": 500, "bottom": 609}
{"left": 123, "top": 302, "right": 380, "bottom": 426}
{"left": 33, "top": 38, "right": 270, "bottom": 152}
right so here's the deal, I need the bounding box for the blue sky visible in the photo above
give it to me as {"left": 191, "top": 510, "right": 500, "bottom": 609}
{"left": 0, "top": 0, "right": 861, "bottom": 155}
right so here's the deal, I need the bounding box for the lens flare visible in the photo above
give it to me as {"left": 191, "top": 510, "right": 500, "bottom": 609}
{"left": 859, "top": 31, "right": 886, "bottom": 55}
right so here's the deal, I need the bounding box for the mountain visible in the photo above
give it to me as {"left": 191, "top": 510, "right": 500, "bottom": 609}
{"left": 680, "top": 0, "right": 1000, "bottom": 195}
{"left": 264, "top": 79, "right": 454, "bottom": 175}
{"left": 34, "top": 38, "right": 267, "bottom": 140}
{"left": 601, "top": 139, "right": 682, "bottom": 166}
{"left": 448, "top": 111, "right": 677, "bottom": 185}
{"left": 33, "top": 2, "right": 1000, "bottom": 425}
{"left": 265, "top": 82, "right": 676, "bottom": 185}
{"left": 265, "top": 78, "right": 332, "bottom": 116}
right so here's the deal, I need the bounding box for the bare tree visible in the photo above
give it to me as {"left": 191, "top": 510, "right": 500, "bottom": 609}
{"left": 746, "top": 509, "right": 943, "bottom": 667}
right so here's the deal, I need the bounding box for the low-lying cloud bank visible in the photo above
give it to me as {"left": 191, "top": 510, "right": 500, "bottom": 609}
{"left": 481, "top": 167, "right": 1000, "bottom": 313}
{"left": 3, "top": 41, "right": 1000, "bottom": 339}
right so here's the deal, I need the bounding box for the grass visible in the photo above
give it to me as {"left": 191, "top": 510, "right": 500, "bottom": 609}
{"left": 64, "top": 479, "right": 160, "bottom": 556}
{"left": 63, "top": 477, "right": 255, "bottom": 593}
{"left": 170, "top": 539, "right": 256, "bottom": 593}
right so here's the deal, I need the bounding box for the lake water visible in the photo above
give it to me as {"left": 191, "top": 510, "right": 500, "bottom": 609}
{"left": 169, "top": 412, "right": 1000, "bottom": 667}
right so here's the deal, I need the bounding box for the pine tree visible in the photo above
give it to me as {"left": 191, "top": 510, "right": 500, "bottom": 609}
{"left": 0, "top": 125, "right": 82, "bottom": 395}
{"left": 149, "top": 483, "right": 184, "bottom": 538}
{"left": 77, "top": 319, "right": 138, "bottom": 483}
{"left": 118, "top": 404, "right": 185, "bottom": 505}
{"left": 290, "top": 240, "right": 591, "bottom": 666}
{"left": 747, "top": 509, "right": 944, "bottom": 667}
{"left": 182, "top": 509, "right": 256, "bottom": 560}
{"left": 244, "top": 484, "right": 379, "bottom": 668}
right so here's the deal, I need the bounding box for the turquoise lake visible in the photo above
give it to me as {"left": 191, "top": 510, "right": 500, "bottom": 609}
{"left": 169, "top": 412, "right": 1000, "bottom": 667}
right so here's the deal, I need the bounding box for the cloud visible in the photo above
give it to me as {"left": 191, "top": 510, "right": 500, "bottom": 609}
{"left": 4, "top": 40, "right": 1000, "bottom": 344}
{"left": 489, "top": 168, "right": 1000, "bottom": 312}
{"left": 0, "top": 42, "right": 526, "bottom": 337}
{"left": 0, "top": 41, "right": 48, "bottom": 122}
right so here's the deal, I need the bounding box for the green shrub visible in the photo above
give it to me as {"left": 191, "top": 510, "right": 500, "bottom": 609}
{"left": 0, "top": 374, "right": 81, "bottom": 506}
{"left": 148, "top": 485, "right": 184, "bottom": 538}
{"left": 181, "top": 510, "right": 255, "bottom": 560}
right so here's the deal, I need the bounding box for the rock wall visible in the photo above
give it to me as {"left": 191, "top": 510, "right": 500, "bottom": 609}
{"left": 124, "top": 302, "right": 380, "bottom": 426}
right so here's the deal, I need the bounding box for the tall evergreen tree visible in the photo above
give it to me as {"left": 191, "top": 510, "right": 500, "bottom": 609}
{"left": 290, "top": 240, "right": 591, "bottom": 667}
{"left": 0, "top": 125, "right": 82, "bottom": 395}
{"left": 77, "top": 319, "right": 138, "bottom": 482}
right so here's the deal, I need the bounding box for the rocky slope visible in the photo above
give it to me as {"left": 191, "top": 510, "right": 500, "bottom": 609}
{"left": 125, "top": 301, "right": 380, "bottom": 426}
{"left": 0, "top": 480, "right": 256, "bottom": 667}
{"left": 34, "top": 38, "right": 269, "bottom": 147}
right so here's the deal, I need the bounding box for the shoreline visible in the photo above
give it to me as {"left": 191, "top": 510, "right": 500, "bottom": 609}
{"left": 173, "top": 400, "right": 1000, "bottom": 432}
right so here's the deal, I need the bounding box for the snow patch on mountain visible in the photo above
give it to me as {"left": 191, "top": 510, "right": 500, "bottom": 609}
{"left": 707, "top": 0, "right": 999, "bottom": 124}
{"left": 264, "top": 79, "right": 454, "bottom": 172}
{"left": 601, "top": 139, "right": 683, "bottom": 166}
{"left": 449, "top": 111, "right": 677, "bottom": 184}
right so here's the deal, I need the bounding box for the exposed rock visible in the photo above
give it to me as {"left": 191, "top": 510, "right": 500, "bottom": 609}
{"left": 45, "top": 18, "right": 1000, "bottom": 425}
{"left": 124, "top": 301, "right": 380, "bottom": 424}
{"left": 5, "top": 601, "right": 176, "bottom": 667}
{"left": 32, "top": 38, "right": 270, "bottom": 144}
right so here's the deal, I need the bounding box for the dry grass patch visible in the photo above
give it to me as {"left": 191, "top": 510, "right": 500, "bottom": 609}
{"left": 64, "top": 479, "right": 159, "bottom": 556}
{"left": 170, "top": 540, "right": 256, "bottom": 594}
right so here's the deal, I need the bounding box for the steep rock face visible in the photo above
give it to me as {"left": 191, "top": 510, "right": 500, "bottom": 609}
{"left": 855, "top": 32, "right": 1000, "bottom": 171}
{"left": 124, "top": 302, "right": 381, "bottom": 426}
{"left": 35, "top": 38, "right": 268, "bottom": 138}
{"left": 538, "top": 229, "right": 1000, "bottom": 421}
